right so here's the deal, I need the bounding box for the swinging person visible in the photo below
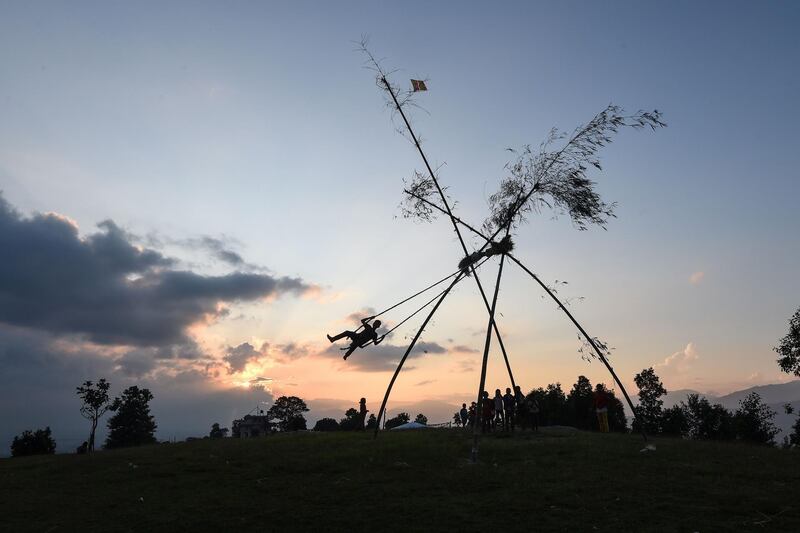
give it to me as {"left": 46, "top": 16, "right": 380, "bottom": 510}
{"left": 327, "top": 317, "right": 384, "bottom": 360}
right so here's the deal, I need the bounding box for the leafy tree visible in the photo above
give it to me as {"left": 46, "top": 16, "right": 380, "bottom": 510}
{"left": 231, "top": 418, "right": 242, "bottom": 438}
{"left": 789, "top": 415, "right": 800, "bottom": 447}
{"left": 734, "top": 392, "right": 778, "bottom": 445}
{"left": 633, "top": 367, "right": 667, "bottom": 434}
{"left": 775, "top": 307, "right": 800, "bottom": 376}
{"left": 313, "top": 418, "right": 340, "bottom": 431}
{"left": 682, "top": 394, "right": 735, "bottom": 441}
{"left": 414, "top": 413, "right": 428, "bottom": 425}
{"left": 267, "top": 396, "right": 309, "bottom": 432}
{"left": 365, "top": 413, "right": 377, "bottom": 430}
{"left": 385, "top": 412, "right": 410, "bottom": 429}
{"left": 105, "top": 386, "right": 157, "bottom": 449}
{"left": 11, "top": 427, "right": 56, "bottom": 457}
{"left": 452, "top": 412, "right": 462, "bottom": 427}
{"left": 566, "top": 376, "right": 594, "bottom": 429}
{"left": 209, "top": 423, "right": 229, "bottom": 439}
{"left": 339, "top": 408, "right": 361, "bottom": 431}
{"left": 76, "top": 378, "right": 112, "bottom": 452}
{"left": 660, "top": 405, "right": 688, "bottom": 436}
{"left": 539, "top": 383, "right": 567, "bottom": 426}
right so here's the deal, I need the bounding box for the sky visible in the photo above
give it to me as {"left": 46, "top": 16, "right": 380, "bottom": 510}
{"left": 1, "top": 1, "right": 799, "bottom": 449}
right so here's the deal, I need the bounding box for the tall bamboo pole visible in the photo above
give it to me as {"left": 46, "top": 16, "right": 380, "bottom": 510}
{"left": 471, "top": 251, "right": 507, "bottom": 462}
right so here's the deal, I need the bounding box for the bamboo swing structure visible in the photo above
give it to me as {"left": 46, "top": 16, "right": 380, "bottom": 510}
{"left": 350, "top": 42, "right": 665, "bottom": 461}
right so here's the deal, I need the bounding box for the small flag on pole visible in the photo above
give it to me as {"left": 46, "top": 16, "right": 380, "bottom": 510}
{"left": 411, "top": 79, "right": 427, "bottom": 92}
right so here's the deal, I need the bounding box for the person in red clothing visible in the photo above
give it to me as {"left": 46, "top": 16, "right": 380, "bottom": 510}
{"left": 594, "top": 385, "right": 610, "bottom": 433}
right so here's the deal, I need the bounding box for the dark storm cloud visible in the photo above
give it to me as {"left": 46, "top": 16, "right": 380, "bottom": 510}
{"left": 321, "top": 340, "right": 448, "bottom": 372}
{"left": 0, "top": 194, "right": 315, "bottom": 346}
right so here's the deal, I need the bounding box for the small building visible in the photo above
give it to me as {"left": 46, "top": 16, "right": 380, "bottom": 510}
{"left": 235, "top": 414, "right": 272, "bottom": 438}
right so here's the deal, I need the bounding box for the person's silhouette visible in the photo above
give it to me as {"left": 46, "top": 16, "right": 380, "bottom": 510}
{"left": 327, "top": 318, "right": 383, "bottom": 360}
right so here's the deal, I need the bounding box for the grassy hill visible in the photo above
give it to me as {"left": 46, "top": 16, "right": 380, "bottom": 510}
{"left": 1, "top": 428, "right": 798, "bottom": 532}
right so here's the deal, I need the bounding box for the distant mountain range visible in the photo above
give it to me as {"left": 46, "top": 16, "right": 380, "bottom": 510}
{"left": 663, "top": 380, "right": 800, "bottom": 440}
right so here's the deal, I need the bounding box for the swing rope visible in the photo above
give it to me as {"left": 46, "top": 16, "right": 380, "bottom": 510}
{"left": 364, "top": 266, "right": 464, "bottom": 323}
{"left": 359, "top": 257, "right": 489, "bottom": 348}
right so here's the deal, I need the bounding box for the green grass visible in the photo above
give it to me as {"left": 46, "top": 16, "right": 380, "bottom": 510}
{"left": 1, "top": 429, "right": 798, "bottom": 532}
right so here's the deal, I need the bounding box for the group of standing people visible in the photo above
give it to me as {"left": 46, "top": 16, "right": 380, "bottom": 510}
{"left": 458, "top": 385, "right": 541, "bottom": 433}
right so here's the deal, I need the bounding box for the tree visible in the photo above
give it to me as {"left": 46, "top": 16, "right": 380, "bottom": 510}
{"left": 734, "top": 392, "right": 778, "bottom": 445}
{"left": 105, "top": 386, "right": 157, "bottom": 449}
{"left": 775, "top": 307, "right": 800, "bottom": 376}
{"left": 209, "top": 423, "right": 229, "bottom": 439}
{"left": 415, "top": 413, "right": 428, "bottom": 425}
{"left": 540, "top": 383, "right": 568, "bottom": 426}
{"left": 11, "top": 427, "right": 56, "bottom": 457}
{"left": 76, "top": 378, "right": 112, "bottom": 452}
{"left": 789, "top": 415, "right": 800, "bottom": 447}
{"left": 566, "top": 376, "right": 594, "bottom": 429}
{"left": 660, "top": 405, "right": 688, "bottom": 436}
{"left": 267, "top": 396, "right": 309, "bottom": 432}
{"left": 339, "top": 408, "right": 361, "bottom": 431}
{"left": 682, "top": 394, "right": 735, "bottom": 441}
{"left": 452, "top": 412, "right": 462, "bottom": 427}
{"left": 385, "top": 412, "right": 410, "bottom": 429}
{"left": 313, "top": 418, "right": 340, "bottom": 431}
{"left": 633, "top": 367, "right": 667, "bottom": 434}
{"left": 365, "top": 413, "right": 377, "bottom": 430}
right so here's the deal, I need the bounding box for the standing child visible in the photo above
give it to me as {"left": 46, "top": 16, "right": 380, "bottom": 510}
{"left": 358, "top": 397, "right": 369, "bottom": 431}
{"left": 503, "top": 387, "right": 516, "bottom": 431}
{"left": 481, "top": 391, "right": 494, "bottom": 433}
{"left": 468, "top": 402, "right": 477, "bottom": 429}
{"left": 459, "top": 403, "right": 469, "bottom": 428}
{"left": 526, "top": 395, "right": 540, "bottom": 431}
{"left": 493, "top": 389, "right": 505, "bottom": 431}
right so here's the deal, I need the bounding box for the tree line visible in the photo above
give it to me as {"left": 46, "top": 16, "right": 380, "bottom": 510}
{"left": 10, "top": 380, "right": 157, "bottom": 457}
{"left": 8, "top": 306, "right": 800, "bottom": 456}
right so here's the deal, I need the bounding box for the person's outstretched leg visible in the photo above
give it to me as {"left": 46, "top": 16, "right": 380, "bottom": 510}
{"left": 328, "top": 330, "right": 355, "bottom": 343}
{"left": 342, "top": 343, "right": 357, "bottom": 360}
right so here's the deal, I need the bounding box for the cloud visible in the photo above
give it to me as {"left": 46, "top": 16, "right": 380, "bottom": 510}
{"left": 115, "top": 349, "right": 158, "bottom": 377}
{"left": 275, "top": 342, "right": 311, "bottom": 362}
{"left": 454, "top": 360, "right": 476, "bottom": 373}
{"left": 452, "top": 344, "right": 479, "bottom": 353}
{"left": 0, "top": 193, "right": 316, "bottom": 347}
{"left": 656, "top": 342, "right": 699, "bottom": 373}
{"left": 320, "top": 340, "right": 448, "bottom": 372}
{"left": 415, "top": 379, "right": 437, "bottom": 386}
{"left": 689, "top": 271, "right": 705, "bottom": 285}
{"left": 224, "top": 342, "right": 263, "bottom": 374}
{"left": 147, "top": 233, "right": 253, "bottom": 269}
{"left": 346, "top": 307, "right": 376, "bottom": 323}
